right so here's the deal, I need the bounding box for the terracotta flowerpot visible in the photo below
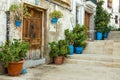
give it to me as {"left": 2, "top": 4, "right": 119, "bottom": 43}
{"left": 54, "top": 56, "right": 64, "bottom": 65}
{"left": 8, "top": 60, "right": 24, "bottom": 76}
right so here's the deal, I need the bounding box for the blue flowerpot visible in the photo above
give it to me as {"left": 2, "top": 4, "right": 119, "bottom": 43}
{"left": 15, "top": 20, "right": 22, "bottom": 27}
{"left": 104, "top": 32, "right": 109, "bottom": 39}
{"left": 96, "top": 32, "right": 103, "bottom": 40}
{"left": 35, "top": 0, "right": 39, "bottom": 5}
{"left": 69, "top": 45, "right": 74, "bottom": 55}
{"left": 75, "top": 47, "right": 83, "bottom": 54}
{"left": 21, "top": 67, "right": 27, "bottom": 74}
{"left": 51, "top": 18, "right": 58, "bottom": 24}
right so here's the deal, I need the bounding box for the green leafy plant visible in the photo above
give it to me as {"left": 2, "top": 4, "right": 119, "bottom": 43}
{"left": 58, "top": 40, "right": 69, "bottom": 57}
{"left": 49, "top": 40, "right": 69, "bottom": 58}
{"left": 73, "top": 24, "right": 88, "bottom": 48}
{"left": 0, "top": 39, "right": 30, "bottom": 67}
{"left": 9, "top": 4, "right": 31, "bottom": 21}
{"left": 9, "top": 4, "right": 23, "bottom": 21}
{"left": 94, "top": 1, "right": 111, "bottom": 33}
{"left": 49, "top": 41, "right": 59, "bottom": 58}
{"left": 49, "top": 10, "right": 63, "bottom": 19}
{"left": 65, "top": 29, "right": 77, "bottom": 45}
{"left": 23, "top": 5, "right": 31, "bottom": 18}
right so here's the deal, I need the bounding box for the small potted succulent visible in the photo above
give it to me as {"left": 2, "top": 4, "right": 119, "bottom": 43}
{"left": 49, "top": 10, "right": 63, "bottom": 24}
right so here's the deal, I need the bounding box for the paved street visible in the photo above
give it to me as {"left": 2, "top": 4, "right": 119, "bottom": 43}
{"left": 0, "top": 63, "right": 120, "bottom": 80}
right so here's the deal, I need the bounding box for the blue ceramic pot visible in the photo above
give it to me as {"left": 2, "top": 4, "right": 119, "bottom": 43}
{"left": 35, "top": 0, "right": 39, "bottom": 5}
{"left": 96, "top": 32, "right": 102, "bottom": 40}
{"left": 51, "top": 18, "right": 58, "bottom": 24}
{"left": 21, "top": 67, "right": 27, "bottom": 74}
{"left": 69, "top": 45, "right": 74, "bottom": 55}
{"left": 104, "top": 32, "right": 109, "bottom": 39}
{"left": 75, "top": 47, "right": 83, "bottom": 54}
{"left": 15, "top": 20, "right": 22, "bottom": 27}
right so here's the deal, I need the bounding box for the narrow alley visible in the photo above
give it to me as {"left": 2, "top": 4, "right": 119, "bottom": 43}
{"left": 0, "top": 63, "right": 120, "bottom": 80}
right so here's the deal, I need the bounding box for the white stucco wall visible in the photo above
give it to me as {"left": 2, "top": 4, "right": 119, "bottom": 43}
{"left": 71, "top": 0, "right": 84, "bottom": 26}
{"left": 102, "top": 0, "right": 120, "bottom": 28}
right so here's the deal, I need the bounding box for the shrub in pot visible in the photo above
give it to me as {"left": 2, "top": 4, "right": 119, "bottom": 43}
{"left": 49, "top": 40, "right": 69, "bottom": 64}
{"left": 73, "top": 24, "right": 88, "bottom": 54}
{"left": 94, "top": 1, "right": 111, "bottom": 40}
{"left": 64, "top": 29, "right": 77, "bottom": 55}
{"left": 0, "top": 39, "right": 29, "bottom": 76}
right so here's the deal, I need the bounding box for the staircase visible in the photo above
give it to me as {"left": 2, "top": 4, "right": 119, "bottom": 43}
{"left": 108, "top": 31, "right": 120, "bottom": 42}
{"left": 65, "top": 32, "right": 120, "bottom": 68}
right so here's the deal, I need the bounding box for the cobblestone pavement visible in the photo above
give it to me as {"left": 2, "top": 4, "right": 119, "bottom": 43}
{"left": 0, "top": 63, "right": 120, "bottom": 80}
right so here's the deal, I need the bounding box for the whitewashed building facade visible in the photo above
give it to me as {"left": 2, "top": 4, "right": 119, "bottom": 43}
{"left": 0, "top": 0, "right": 119, "bottom": 67}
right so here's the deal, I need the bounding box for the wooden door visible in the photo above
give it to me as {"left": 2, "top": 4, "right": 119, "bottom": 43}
{"left": 84, "top": 11, "right": 91, "bottom": 37}
{"left": 84, "top": 11, "right": 90, "bottom": 30}
{"left": 22, "top": 7, "right": 42, "bottom": 59}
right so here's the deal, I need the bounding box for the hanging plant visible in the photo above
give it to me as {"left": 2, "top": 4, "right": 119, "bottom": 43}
{"left": 49, "top": 10, "right": 63, "bottom": 24}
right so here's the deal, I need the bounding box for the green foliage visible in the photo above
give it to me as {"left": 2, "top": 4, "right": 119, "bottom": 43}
{"left": 73, "top": 24, "right": 88, "bottom": 48}
{"left": 49, "top": 41, "right": 59, "bottom": 58}
{"left": 49, "top": 40, "right": 69, "bottom": 58}
{"left": 0, "top": 39, "right": 30, "bottom": 67}
{"left": 9, "top": 4, "right": 23, "bottom": 21}
{"left": 58, "top": 40, "right": 69, "bottom": 57}
{"left": 65, "top": 24, "right": 88, "bottom": 49}
{"left": 94, "top": 1, "right": 111, "bottom": 33}
{"left": 65, "top": 29, "right": 77, "bottom": 45}
{"left": 49, "top": 10, "right": 63, "bottom": 19}
{"left": 23, "top": 5, "right": 31, "bottom": 18}
{"left": 9, "top": 4, "right": 31, "bottom": 21}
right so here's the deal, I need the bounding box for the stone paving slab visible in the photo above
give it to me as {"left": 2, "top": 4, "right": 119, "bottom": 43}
{"left": 0, "top": 63, "right": 120, "bottom": 80}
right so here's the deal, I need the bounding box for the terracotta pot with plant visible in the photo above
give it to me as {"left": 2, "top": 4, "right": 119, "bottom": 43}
{"left": 0, "top": 39, "right": 29, "bottom": 76}
{"left": 49, "top": 40, "right": 69, "bottom": 65}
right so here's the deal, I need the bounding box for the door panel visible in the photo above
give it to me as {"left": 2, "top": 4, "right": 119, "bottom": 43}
{"left": 84, "top": 11, "right": 91, "bottom": 37}
{"left": 23, "top": 7, "right": 42, "bottom": 59}
{"left": 84, "top": 11, "right": 90, "bottom": 30}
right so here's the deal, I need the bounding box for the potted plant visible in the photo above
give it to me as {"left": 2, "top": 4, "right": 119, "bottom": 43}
{"left": 9, "top": 4, "right": 31, "bottom": 27}
{"left": 65, "top": 29, "right": 77, "bottom": 55}
{"left": 103, "top": 10, "right": 111, "bottom": 39}
{"left": 73, "top": 24, "right": 88, "bottom": 54}
{"left": 94, "top": 1, "right": 111, "bottom": 40}
{"left": 49, "top": 10, "right": 63, "bottom": 24}
{"left": 9, "top": 4, "right": 23, "bottom": 27}
{"left": 49, "top": 40, "right": 69, "bottom": 64}
{"left": 0, "top": 39, "right": 29, "bottom": 76}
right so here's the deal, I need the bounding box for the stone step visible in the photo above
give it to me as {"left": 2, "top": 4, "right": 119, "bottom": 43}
{"left": 65, "top": 54, "right": 120, "bottom": 68}
{"left": 65, "top": 59, "right": 120, "bottom": 68}
{"left": 83, "top": 40, "right": 114, "bottom": 55}
{"left": 83, "top": 40, "right": 120, "bottom": 56}
{"left": 108, "top": 31, "right": 120, "bottom": 41}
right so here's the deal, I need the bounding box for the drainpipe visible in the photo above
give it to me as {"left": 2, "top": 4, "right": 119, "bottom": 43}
{"left": 6, "top": 11, "right": 10, "bottom": 41}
